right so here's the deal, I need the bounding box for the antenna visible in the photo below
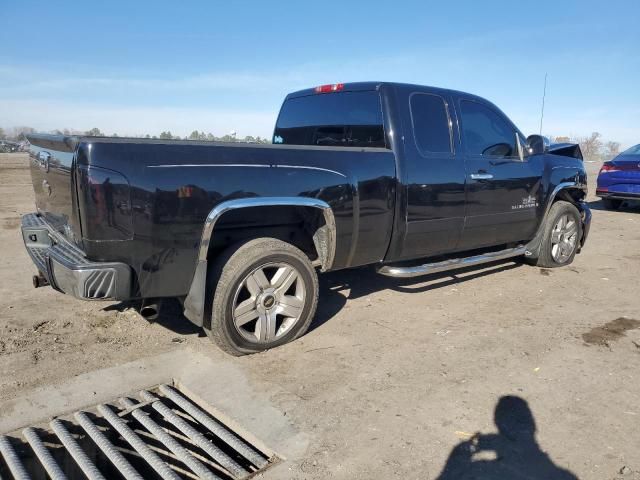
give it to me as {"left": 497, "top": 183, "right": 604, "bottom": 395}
{"left": 539, "top": 73, "right": 547, "bottom": 135}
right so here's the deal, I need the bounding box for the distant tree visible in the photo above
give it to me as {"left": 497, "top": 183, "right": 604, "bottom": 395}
{"left": 0, "top": 127, "right": 5, "bottom": 139}
{"left": 603, "top": 141, "right": 621, "bottom": 160}
{"left": 159, "top": 131, "right": 173, "bottom": 139}
{"left": 554, "top": 136, "right": 571, "bottom": 143}
{"left": 11, "top": 126, "right": 36, "bottom": 141}
{"left": 85, "top": 127, "right": 104, "bottom": 136}
{"left": 188, "top": 130, "right": 200, "bottom": 140}
{"left": 577, "top": 132, "right": 602, "bottom": 162}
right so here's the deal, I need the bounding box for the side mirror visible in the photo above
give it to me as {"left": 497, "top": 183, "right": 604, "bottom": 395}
{"left": 526, "top": 135, "right": 550, "bottom": 156}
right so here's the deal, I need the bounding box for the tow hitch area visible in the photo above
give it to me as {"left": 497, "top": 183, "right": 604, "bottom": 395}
{"left": 0, "top": 383, "right": 276, "bottom": 479}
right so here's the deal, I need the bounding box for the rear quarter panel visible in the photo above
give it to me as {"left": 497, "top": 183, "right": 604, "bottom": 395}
{"left": 82, "top": 141, "right": 396, "bottom": 298}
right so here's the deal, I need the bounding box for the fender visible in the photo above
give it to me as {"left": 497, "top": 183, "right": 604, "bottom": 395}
{"left": 525, "top": 181, "right": 589, "bottom": 258}
{"left": 183, "top": 196, "right": 336, "bottom": 326}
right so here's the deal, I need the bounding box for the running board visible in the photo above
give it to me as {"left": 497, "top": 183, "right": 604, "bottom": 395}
{"left": 377, "top": 245, "right": 527, "bottom": 278}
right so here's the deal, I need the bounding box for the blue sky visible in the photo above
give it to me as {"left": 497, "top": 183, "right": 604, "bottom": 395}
{"left": 2, "top": 0, "right": 639, "bottom": 146}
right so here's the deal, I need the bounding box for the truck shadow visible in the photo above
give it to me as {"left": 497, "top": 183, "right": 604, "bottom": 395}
{"left": 434, "top": 395, "right": 578, "bottom": 479}
{"left": 103, "top": 260, "right": 522, "bottom": 338}
{"left": 103, "top": 298, "right": 205, "bottom": 336}
{"left": 587, "top": 198, "right": 640, "bottom": 212}
{"left": 311, "top": 260, "right": 522, "bottom": 332}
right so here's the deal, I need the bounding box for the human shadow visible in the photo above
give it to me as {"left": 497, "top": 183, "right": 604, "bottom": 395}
{"left": 310, "top": 259, "right": 522, "bottom": 332}
{"left": 436, "top": 395, "right": 578, "bottom": 480}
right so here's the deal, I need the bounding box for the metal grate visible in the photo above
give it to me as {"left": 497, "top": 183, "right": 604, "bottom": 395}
{"left": 0, "top": 384, "right": 274, "bottom": 479}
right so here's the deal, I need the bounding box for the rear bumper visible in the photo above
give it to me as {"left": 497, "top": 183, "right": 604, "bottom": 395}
{"left": 21, "top": 213, "right": 131, "bottom": 300}
{"left": 596, "top": 190, "right": 640, "bottom": 201}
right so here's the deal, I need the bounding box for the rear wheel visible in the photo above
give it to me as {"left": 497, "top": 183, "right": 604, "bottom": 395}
{"left": 602, "top": 198, "right": 623, "bottom": 210}
{"left": 205, "top": 237, "right": 319, "bottom": 356}
{"left": 535, "top": 201, "right": 582, "bottom": 268}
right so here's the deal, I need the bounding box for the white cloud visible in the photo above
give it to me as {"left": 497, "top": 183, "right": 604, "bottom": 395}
{"left": 0, "top": 99, "right": 277, "bottom": 138}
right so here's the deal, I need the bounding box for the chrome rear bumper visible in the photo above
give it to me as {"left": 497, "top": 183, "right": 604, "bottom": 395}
{"left": 21, "top": 213, "right": 131, "bottom": 300}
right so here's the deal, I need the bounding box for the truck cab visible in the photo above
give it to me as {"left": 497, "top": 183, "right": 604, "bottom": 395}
{"left": 274, "top": 82, "right": 588, "bottom": 268}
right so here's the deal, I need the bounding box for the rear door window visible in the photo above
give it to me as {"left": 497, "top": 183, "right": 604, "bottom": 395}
{"left": 410, "top": 93, "right": 453, "bottom": 155}
{"left": 274, "top": 91, "right": 386, "bottom": 148}
{"left": 460, "top": 100, "right": 517, "bottom": 158}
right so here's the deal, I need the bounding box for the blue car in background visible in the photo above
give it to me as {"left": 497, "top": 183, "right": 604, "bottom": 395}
{"left": 596, "top": 144, "right": 640, "bottom": 209}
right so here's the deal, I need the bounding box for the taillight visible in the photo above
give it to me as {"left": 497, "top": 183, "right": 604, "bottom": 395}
{"left": 314, "top": 83, "right": 344, "bottom": 93}
{"left": 78, "top": 165, "right": 133, "bottom": 241}
{"left": 599, "top": 163, "right": 619, "bottom": 174}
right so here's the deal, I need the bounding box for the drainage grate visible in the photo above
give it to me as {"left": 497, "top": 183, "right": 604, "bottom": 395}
{"left": 0, "top": 384, "right": 274, "bottom": 479}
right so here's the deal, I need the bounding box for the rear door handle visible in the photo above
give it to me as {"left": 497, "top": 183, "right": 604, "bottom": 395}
{"left": 470, "top": 173, "right": 494, "bottom": 180}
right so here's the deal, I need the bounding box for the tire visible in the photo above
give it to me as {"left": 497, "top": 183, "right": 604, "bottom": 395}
{"left": 205, "top": 237, "right": 319, "bottom": 356}
{"left": 602, "top": 198, "right": 623, "bottom": 210}
{"left": 535, "top": 200, "right": 582, "bottom": 268}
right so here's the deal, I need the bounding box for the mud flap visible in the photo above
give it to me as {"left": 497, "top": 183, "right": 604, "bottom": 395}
{"left": 183, "top": 260, "right": 207, "bottom": 327}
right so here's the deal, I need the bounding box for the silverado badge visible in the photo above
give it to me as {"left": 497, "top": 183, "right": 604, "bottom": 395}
{"left": 512, "top": 195, "right": 539, "bottom": 210}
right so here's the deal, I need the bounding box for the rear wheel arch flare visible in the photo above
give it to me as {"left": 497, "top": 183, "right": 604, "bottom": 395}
{"left": 200, "top": 197, "right": 336, "bottom": 271}
{"left": 183, "top": 197, "right": 335, "bottom": 328}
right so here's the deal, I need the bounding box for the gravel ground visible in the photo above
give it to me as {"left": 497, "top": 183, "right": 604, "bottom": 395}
{"left": 1, "top": 154, "right": 639, "bottom": 479}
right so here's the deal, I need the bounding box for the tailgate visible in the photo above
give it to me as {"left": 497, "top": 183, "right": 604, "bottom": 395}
{"left": 27, "top": 134, "right": 82, "bottom": 246}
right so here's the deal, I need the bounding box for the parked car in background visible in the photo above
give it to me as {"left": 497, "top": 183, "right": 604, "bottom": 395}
{"left": 0, "top": 140, "right": 20, "bottom": 153}
{"left": 596, "top": 144, "right": 640, "bottom": 209}
{"left": 22, "top": 82, "right": 591, "bottom": 355}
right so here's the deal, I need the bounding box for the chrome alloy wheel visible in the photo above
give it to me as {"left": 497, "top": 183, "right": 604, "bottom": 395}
{"left": 232, "top": 263, "right": 306, "bottom": 343}
{"left": 550, "top": 214, "right": 578, "bottom": 263}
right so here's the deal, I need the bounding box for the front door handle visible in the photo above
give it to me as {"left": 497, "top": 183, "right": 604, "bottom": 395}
{"left": 470, "top": 172, "right": 494, "bottom": 180}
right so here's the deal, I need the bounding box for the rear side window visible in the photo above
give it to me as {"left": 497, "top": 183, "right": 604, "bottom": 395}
{"left": 410, "top": 93, "right": 452, "bottom": 155}
{"left": 273, "top": 91, "right": 386, "bottom": 148}
{"left": 460, "top": 100, "right": 516, "bottom": 158}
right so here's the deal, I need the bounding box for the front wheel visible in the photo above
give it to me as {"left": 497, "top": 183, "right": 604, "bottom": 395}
{"left": 206, "top": 237, "right": 319, "bottom": 356}
{"left": 535, "top": 200, "right": 582, "bottom": 268}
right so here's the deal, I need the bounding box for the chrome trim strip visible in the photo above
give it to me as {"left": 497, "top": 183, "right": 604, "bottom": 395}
{"left": 148, "top": 164, "right": 270, "bottom": 168}
{"left": 147, "top": 164, "right": 347, "bottom": 177}
{"left": 275, "top": 165, "right": 347, "bottom": 177}
{"left": 197, "top": 197, "right": 336, "bottom": 270}
{"left": 377, "top": 245, "right": 526, "bottom": 278}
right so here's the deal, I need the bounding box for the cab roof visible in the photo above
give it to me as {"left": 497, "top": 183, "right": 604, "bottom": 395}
{"left": 285, "top": 81, "right": 482, "bottom": 101}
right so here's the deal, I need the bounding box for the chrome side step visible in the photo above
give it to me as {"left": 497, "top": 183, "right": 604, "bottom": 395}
{"left": 377, "top": 245, "right": 527, "bottom": 278}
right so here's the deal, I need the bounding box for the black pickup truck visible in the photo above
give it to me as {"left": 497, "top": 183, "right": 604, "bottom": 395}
{"left": 22, "top": 82, "right": 591, "bottom": 355}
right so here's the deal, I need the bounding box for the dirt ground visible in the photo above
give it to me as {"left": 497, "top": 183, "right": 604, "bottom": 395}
{"left": 1, "top": 153, "right": 639, "bottom": 479}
